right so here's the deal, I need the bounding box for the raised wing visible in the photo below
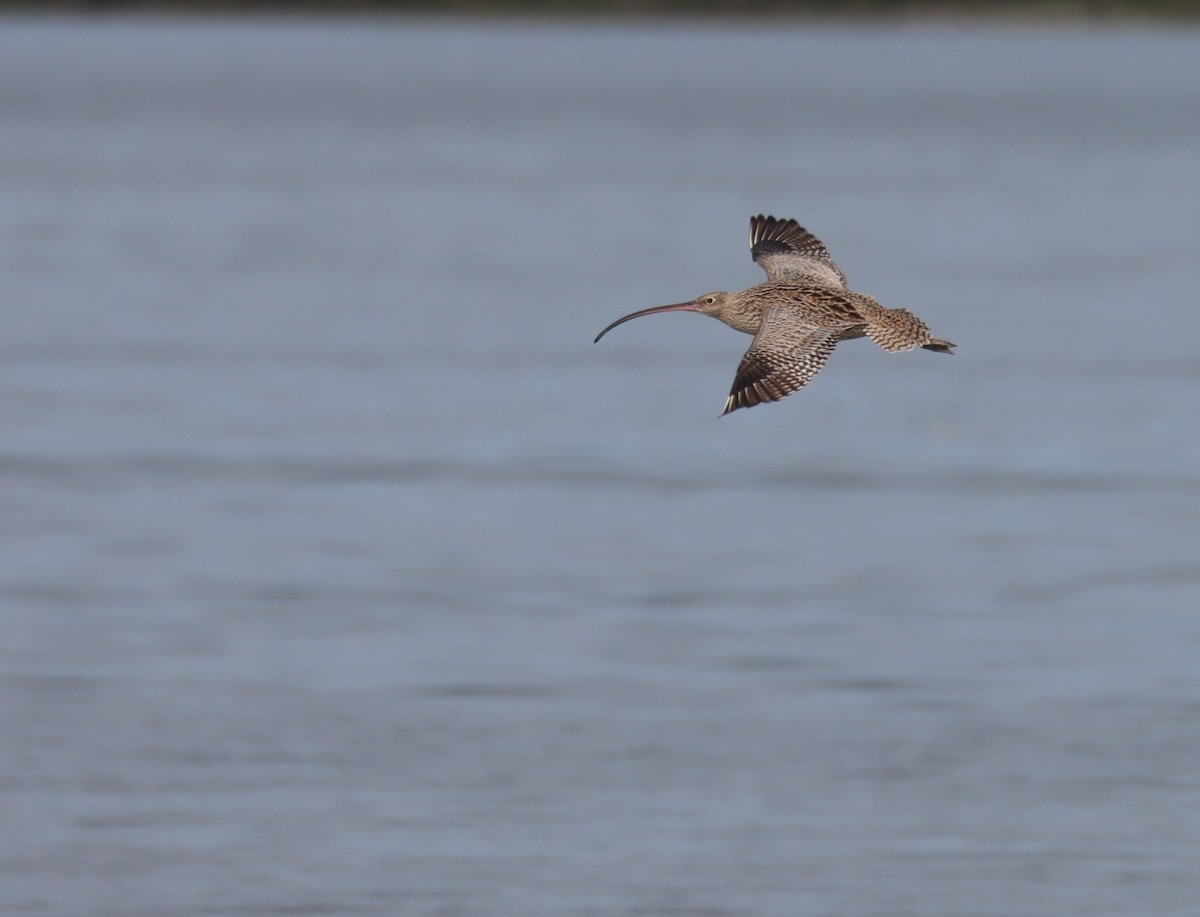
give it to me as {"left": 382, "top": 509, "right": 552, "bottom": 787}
{"left": 722, "top": 308, "right": 843, "bottom": 414}
{"left": 749, "top": 215, "right": 848, "bottom": 288}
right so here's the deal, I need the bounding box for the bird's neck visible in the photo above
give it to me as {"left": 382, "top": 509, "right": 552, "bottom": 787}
{"left": 717, "top": 292, "right": 764, "bottom": 335}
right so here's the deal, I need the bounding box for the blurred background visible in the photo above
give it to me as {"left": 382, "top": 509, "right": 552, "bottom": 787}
{"left": 2, "top": 5, "right": 1199, "bottom": 916}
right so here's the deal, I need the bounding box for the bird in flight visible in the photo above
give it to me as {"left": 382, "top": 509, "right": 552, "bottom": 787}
{"left": 594, "top": 215, "right": 955, "bottom": 414}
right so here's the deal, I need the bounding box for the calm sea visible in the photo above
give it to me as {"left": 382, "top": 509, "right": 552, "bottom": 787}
{"left": 1, "top": 16, "right": 1199, "bottom": 916}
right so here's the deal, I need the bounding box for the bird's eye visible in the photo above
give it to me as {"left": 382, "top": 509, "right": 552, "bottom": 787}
{"left": 705, "top": 296, "right": 716, "bottom": 304}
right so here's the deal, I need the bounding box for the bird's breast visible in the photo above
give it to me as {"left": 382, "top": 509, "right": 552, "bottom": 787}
{"left": 717, "top": 303, "right": 765, "bottom": 336}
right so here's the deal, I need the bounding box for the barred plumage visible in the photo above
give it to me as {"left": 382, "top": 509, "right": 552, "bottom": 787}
{"left": 595, "top": 215, "right": 955, "bottom": 414}
{"left": 749, "top": 214, "right": 848, "bottom": 289}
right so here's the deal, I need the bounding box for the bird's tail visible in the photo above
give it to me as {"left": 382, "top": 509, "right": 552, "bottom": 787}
{"left": 922, "top": 338, "right": 956, "bottom": 354}
{"left": 853, "top": 295, "right": 954, "bottom": 354}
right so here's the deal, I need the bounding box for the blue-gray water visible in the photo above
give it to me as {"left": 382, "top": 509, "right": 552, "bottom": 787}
{"left": 2, "top": 17, "right": 1199, "bottom": 916}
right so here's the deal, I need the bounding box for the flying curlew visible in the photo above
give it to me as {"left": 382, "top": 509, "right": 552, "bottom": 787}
{"left": 594, "top": 215, "right": 955, "bottom": 415}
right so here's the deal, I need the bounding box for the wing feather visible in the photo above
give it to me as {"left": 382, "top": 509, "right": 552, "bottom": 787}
{"left": 722, "top": 308, "right": 842, "bottom": 414}
{"left": 749, "top": 215, "right": 848, "bottom": 288}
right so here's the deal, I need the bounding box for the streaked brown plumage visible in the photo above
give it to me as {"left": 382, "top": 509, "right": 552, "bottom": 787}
{"left": 594, "top": 215, "right": 955, "bottom": 415}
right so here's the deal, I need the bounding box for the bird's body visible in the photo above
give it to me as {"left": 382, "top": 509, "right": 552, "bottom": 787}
{"left": 594, "top": 215, "right": 955, "bottom": 414}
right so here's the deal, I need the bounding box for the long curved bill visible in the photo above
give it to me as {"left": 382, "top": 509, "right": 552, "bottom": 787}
{"left": 593, "top": 302, "right": 699, "bottom": 343}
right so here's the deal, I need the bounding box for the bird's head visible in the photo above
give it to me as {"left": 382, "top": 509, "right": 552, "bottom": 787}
{"left": 593, "top": 291, "right": 732, "bottom": 343}
{"left": 691, "top": 291, "right": 733, "bottom": 316}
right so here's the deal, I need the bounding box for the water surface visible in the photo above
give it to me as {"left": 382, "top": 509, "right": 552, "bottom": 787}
{"left": 1, "top": 18, "right": 1199, "bottom": 916}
